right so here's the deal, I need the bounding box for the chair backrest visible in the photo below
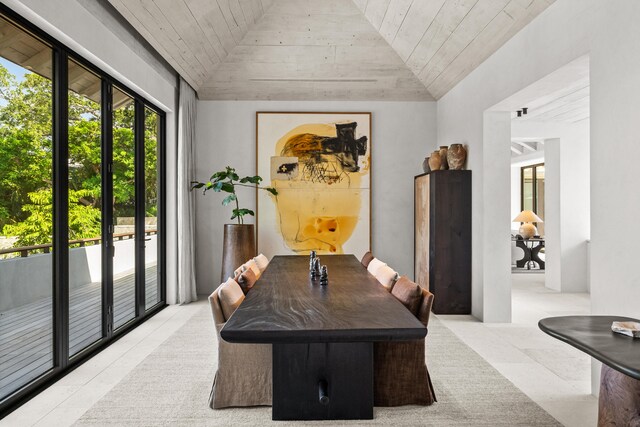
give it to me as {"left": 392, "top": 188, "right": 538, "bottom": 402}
{"left": 208, "top": 287, "right": 226, "bottom": 327}
{"left": 367, "top": 258, "right": 387, "bottom": 275}
{"left": 254, "top": 253, "right": 269, "bottom": 272}
{"left": 361, "top": 251, "right": 374, "bottom": 268}
{"left": 374, "top": 265, "right": 399, "bottom": 292}
{"left": 417, "top": 288, "right": 434, "bottom": 327}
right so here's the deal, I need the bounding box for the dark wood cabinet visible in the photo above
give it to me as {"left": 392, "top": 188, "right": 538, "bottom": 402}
{"left": 414, "top": 170, "right": 471, "bottom": 314}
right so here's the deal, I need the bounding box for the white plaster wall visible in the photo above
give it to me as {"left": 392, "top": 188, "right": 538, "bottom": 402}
{"left": 436, "top": 0, "right": 612, "bottom": 321}
{"left": 588, "top": 2, "right": 640, "bottom": 319}
{"left": 544, "top": 138, "right": 562, "bottom": 291}
{"left": 194, "top": 101, "right": 436, "bottom": 295}
{"left": 482, "top": 112, "right": 512, "bottom": 322}
{"left": 5, "top": 0, "right": 179, "bottom": 303}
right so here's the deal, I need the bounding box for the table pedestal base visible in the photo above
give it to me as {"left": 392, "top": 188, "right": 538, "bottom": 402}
{"left": 272, "top": 342, "right": 373, "bottom": 421}
{"left": 598, "top": 364, "right": 640, "bottom": 427}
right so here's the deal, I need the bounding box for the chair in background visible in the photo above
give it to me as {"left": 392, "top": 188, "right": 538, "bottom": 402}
{"left": 374, "top": 265, "right": 399, "bottom": 292}
{"left": 367, "top": 257, "right": 386, "bottom": 275}
{"left": 242, "top": 259, "right": 262, "bottom": 279}
{"left": 374, "top": 276, "right": 436, "bottom": 407}
{"left": 254, "top": 253, "right": 269, "bottom": 273}
{"left": 207, "top": 281, "right": 272, "bottom": 409}
{"left": 361, "top": 251, "right": 374, "bottom": 268}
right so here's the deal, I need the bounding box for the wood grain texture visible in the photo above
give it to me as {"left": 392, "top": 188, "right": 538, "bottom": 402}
{"left": 107, "top": 0, "right": 554, "bottom": 100}
{"left": 414, "top": 171, "right": 472, "bottom": 315}
{"left": 538, "top": 315, "right": 640, "bottom": 381}
{"left": 221, "top": 255, "right": 426, "bottom": 343}
{"left": 200, "top": 0, "right": 432, "bottom": 101}
{"left": 414, "top": 173, "right": 430, "bottom": 290}
{"left": 598, "top": 364, "right": 640, "bottom": 427}
{"left": 106, "top": 0, "right": 267, "bottom": 90}
{"left": 360, "top": 0, "right": 555, "bottom": 99}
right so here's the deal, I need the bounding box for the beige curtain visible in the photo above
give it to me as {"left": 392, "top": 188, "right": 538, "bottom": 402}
{"left": 177, "top": 78, "right": 198, "bottom": 304}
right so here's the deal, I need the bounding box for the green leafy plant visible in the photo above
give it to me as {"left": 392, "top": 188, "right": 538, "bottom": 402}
{"left": 191, "top": 166, "right": 277, "bottom": 224}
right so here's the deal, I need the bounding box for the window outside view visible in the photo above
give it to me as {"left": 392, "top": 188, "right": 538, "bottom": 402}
{"left": 0, "top": 16, "right": 161, "bottom": 401}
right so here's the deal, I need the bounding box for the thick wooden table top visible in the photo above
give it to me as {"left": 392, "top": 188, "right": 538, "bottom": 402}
{"left": 221, "top": 255, "right": 426, "bottom": 344}
{"left": 539, "top": 315, "right": 640, "bottom": 380}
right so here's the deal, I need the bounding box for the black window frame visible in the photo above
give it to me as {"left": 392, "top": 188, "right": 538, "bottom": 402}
{"left": 0, "top": 4, "right": 167, "bottom": 417}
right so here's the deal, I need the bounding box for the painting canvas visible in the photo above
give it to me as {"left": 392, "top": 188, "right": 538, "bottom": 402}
{"left": 257, "top": 112, "right": 371, "bottom": 258}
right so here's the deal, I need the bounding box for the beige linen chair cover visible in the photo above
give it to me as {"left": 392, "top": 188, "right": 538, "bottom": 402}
{"left": 373, "top": 287, "right": 437, "bottom": 407}
{"left": 208, "top": 287, "right": 272, "bottom": 409}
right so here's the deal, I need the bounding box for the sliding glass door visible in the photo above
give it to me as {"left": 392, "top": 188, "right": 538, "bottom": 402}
{"left": 112, "top": 87, "right": 137, "bottom": 330}
{"left": 0, "top": 15, "right": 54, "bottom": 400}
{"left": 144, "top": 108, "right": 161, "bottom": 310}
{"left": 0, "top": 5, "right": 166, "bottom": 414}
{"left": 67, "top": 59, "right": 103, "bottom": 356}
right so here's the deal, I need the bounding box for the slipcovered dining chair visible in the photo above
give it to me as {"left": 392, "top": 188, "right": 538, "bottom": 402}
{"left": 374, "top": 276, "right": 436, "bottom": 407}
{"left": 374, "top": 264, "right": 399, "bottom": 292}
{"left": 361, "top": 251, "right": 374, "bottom": 268}
{"left": 208, "top": 279, "right": 272, "bottom": 409}
{"left": 254, "top": 253, "right": 269, "bottom": 273}
{"left": 367, "top": 257, "right": 386, "bottom": 275}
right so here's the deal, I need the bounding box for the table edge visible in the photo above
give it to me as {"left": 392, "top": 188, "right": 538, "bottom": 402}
{"left": 538, "top": 316, "right": 640, "bottom": 380}
{"left": 221, "top": 326, "right": 427, "bottom": 344}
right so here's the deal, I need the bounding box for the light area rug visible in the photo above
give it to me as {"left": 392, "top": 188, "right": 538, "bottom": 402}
{"left": 75, "top": 305, "right": 561, "bottom": 426}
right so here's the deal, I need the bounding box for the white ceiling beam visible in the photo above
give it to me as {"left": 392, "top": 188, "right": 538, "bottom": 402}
{"left": 512, "top": 140, "right": 538, "bottom": 151}
{"left": 511, "top": 144, "right": 523, "bottom": 155}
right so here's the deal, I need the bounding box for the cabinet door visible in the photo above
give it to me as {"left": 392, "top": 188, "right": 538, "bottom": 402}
{"left": 414, "top": 175, "right": 430, "bottom": 290}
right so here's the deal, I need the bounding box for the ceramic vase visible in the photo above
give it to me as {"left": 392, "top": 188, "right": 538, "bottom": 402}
{"left": 428, "top": 151, "right": 442, "bottom": 171}
{"left": 422, "top": 157, "right": 431, "bottom": 173}
{"left": 221, "top": 224, "right": 256, "bottom": 282}
{"left": 438, "top": 146, "right": 449, "bottom": 170}
{"left": 447, "top": 143, "right": 467, "bottom": 170}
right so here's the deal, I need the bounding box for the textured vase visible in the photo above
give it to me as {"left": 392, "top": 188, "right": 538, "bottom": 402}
{"left": 438, "top": 146, "right": 449, "bottom": 170}
{"left": 447, "top": 143, "right": 467, "bottom": 170}
{"left": 221, "top": 224, "right": 256, "bottom": 282}
{"left": 422, "top": 157, "right": 431, "bottom": 173}
{"left": 428, "top": 151, "right": 442, "bottom": 171}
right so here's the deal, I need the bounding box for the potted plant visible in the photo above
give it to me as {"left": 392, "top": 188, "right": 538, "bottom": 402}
{"left": 192, "top": 166, "right": 277, "bottom": 282}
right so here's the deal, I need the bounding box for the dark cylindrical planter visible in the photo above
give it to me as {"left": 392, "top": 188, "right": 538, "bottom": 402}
{"left": 221, "top": 224, "right": 256, "bottom": 282}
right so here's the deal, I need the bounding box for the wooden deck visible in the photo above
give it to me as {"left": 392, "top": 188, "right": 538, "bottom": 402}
{"left": 0, "top": 265, "right": 158, "bottom": 400}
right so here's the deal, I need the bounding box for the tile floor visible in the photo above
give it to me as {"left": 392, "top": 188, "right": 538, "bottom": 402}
{"left": 439, "top": 273, "right": 597, "bottom": 427}
{"left": 1, "top": 273, "right": 597, "bottom": 426}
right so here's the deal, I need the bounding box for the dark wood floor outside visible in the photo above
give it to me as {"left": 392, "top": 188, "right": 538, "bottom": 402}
{"left": 0, "top": 265, "right": 158, "bottom": 400}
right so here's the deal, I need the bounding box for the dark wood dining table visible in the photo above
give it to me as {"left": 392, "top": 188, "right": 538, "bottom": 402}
{"left": 221, "top": 254, "right": 427, "bottom": 421}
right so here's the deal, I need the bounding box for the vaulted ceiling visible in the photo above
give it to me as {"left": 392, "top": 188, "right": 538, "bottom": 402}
{"left": 108, "top": 0, "right": 555, "bottom": 101}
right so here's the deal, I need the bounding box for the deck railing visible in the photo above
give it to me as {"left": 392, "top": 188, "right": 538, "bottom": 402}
{"left": 0, "top": 230, "right": 157, "bottom": 258}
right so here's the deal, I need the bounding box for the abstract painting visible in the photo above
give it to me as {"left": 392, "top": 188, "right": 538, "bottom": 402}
{"left": 256, "top": 112, "right": 371, "bottom": 258}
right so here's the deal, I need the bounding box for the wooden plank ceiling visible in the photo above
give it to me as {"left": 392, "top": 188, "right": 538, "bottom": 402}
{"left": 107, "top": 0, "right": 555, "bottom": 101}
{"left": 496, "top": 55, "right": 590, "bottom": 124}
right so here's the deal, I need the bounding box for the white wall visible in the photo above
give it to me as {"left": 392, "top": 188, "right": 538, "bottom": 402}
{"left": 194, "top": 101, "right": 437, "bottom": 295}
{"left": 4, "top": 0, "right": 180, "bottom": 303}
{"left": 436, "top": 0, "right": 640, "bottom": 322}
{"left": 512, "top": 121, "right": 590, "bottom": 293}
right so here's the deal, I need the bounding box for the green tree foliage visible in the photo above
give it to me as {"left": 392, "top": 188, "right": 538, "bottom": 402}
{"left": 0, "top": 62, "right": 159, "bottom": 248}
{"left": 3, "top": 189, "right": 101, "bottom": 247}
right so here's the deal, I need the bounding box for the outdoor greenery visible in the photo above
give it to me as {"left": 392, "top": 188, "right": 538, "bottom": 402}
{"left": 0, "top": 62, "right": 159, "bottom": 248}
{"left": 191, "top": 166, "right": 277, "bottom": 224}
